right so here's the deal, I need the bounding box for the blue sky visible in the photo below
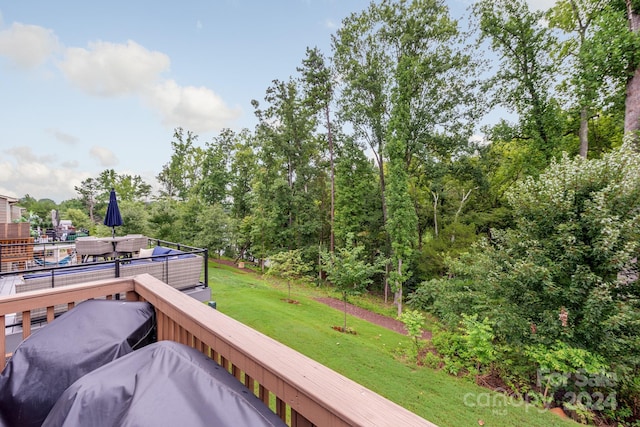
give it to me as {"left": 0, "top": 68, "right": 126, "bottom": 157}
{"left": 0, "top": 0, "right": 553, "bottom": 203}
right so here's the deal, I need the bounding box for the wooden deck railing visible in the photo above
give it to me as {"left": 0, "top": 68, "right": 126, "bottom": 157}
{"left": 0, "top": 274, "right": 437, "bottom": 427}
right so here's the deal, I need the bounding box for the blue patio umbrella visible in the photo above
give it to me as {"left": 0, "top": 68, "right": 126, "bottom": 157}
{"left": 104, "top": 189, "right": 123, "bottom": 238}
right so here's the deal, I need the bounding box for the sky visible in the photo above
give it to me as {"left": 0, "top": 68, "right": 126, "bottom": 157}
{"left": 0, "top": 0, "right": 556, "bottom": 203}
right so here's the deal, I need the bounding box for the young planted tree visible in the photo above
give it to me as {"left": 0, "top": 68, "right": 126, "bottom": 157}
{"left": 266, "top": 249, "right": 312, "bottom": 302}
{"left": 322, "top": 237, "right": 385, "bottom": 332}
{"left": 399, "top": 309, "right": 426, "bottom": 356}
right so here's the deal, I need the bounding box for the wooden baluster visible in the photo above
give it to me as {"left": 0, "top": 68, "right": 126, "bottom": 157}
{"left": 0, "top": 314, "right": 5, "bottom": 368}
{"left": 276, "top": 397, "right": 287, "bottom": 422}
{"left": 22, "top": 311, "right": 31, "bottom": 340}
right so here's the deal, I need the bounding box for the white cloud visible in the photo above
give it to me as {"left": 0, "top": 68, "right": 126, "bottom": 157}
{"left": 0, "top": 149, "right": 90, "bottom": 202}
{"left": 57, "top": 38, "right": 241, "bottom": 132}
{"left": 58, "top": 40, "right": 170, "bottom": 97}
{"left": 0, "top": 22, "right": 59, "bottom": 69}
{"left": 145, "top": 80, "right": 242, "bottom": 133}
{"left": 4, "top": 146, "right": 56, "bottom": 164}
{"left": 89, "top": 146, "right": 118, "bottom": 167}
{"left": 46, "top": 128, "right": 79, "bottom": 146}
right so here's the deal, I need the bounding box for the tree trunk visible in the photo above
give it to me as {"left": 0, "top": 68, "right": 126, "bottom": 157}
{"left": 395, "top": 258, "right": 403, "bottom": 317}
{"left": 579, "top": 107, "right": 589, "bottom": 158}
{"left": 625, "top": 0, "right": 640, "bottom": 135}
{"left": 384, "top": 263, "right": 389, "bottom": 304}
{"left": 431, "top": 191, "right": 439, "bottom": 238}
{"left": 326, "top": 105, "right": 335, "bottom": 253}
{"left": 343, "top": 293, "right": 348, "bottom": 331}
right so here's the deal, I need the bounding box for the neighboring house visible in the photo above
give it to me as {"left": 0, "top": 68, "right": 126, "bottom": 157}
{"left": 0, "top": 194, "right": 24, "bottom": 224}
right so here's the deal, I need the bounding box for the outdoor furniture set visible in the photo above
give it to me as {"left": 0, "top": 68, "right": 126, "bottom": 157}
{"left": 75, "top": 234, "right": 148, "bottom": 262}
{"left": 16, "top": 243, "right": 206, "bottom": 319}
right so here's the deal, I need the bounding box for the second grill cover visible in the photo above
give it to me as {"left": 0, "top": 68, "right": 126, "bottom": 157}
{"left": 43, "top": 341, "right": 287, "bottom": 427}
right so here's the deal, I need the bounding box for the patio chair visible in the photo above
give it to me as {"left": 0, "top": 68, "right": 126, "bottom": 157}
{"left": 75, "top": 238, "right": 114, "bottom": 262}
{"left": 115, "top": 236, "right": 148, "bottom": 258}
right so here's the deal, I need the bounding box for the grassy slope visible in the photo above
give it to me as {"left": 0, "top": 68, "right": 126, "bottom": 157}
{"left": 206, "top": 262, "right": 575, "bottom": 427}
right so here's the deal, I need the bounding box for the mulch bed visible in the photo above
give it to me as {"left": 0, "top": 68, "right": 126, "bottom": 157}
{"left": 314, "top": 297, "right": 431, "bottom": 340}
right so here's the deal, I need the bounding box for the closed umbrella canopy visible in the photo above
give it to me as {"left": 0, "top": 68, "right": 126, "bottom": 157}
{"left": 104, "top": 189, "right": 123, "bottom": 237}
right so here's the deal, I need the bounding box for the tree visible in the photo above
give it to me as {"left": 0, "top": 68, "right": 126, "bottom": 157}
{"left": 333, "top": 0, "right": 481, "bottom": 310}
{"left": 63, "top": 208, "right": 91, "bottom": 231}
{"left": 117, "top": 200, "right": 150, "bottom": 236}
{"left": 412, "top": 138, "right": 640, "bottom": 419}
{"left": 548, "top": 0, "right": 609, "bottom": 158}
{"left": 193, "top": 203, "right": 232, "bottom": 257}
{"left": 322, "top": 237, "right": 385, "bottom": 331}
{"left": 157, "top": 128, "right": 204, "bottom": 200}
{"left": 475, "top": 0, "right": 563, "bottom": 161}
{"left": 299, "top": 47, "right": 337, "bottom": 253}
{"left": 334, "top": 137, "right": 383, "bottom": 252}
{"left": 387, "top": 80, "right": 418, "bottom": 316}
{"left": 267, "top": 249, "right": 312, "bottom": 302}
{"left": 252, "top": 77, "right": 324, "bottom": 255}
{"left": 74, "top": 178, "right": 98, "bottom": 223}
{"left": 228, "top": 129, "right": 258, "bottom": 261}
{"left": 624, "top": 0, "right": 640, "bottom": 134}
{"left": 198, "top": 129, "right": 233, "bottom": 206}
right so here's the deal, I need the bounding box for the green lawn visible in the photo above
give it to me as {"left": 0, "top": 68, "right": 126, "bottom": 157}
{"left": 206, "top": 261, "right": 576, "bottom": 427}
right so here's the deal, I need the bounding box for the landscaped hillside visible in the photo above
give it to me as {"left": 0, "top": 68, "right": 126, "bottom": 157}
{"left": 207, "top": 261, "right": 576, "bottom": 427}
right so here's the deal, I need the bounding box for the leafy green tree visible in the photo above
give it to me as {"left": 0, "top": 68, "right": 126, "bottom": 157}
{"left": 547, "top": 0, "right": 638, "bottom": 157}
{"left": 117, "top": 200, "right": 150, "bottom": 236}
{"left": 299, "top": 47, "right": 337, "bottom": 252}
{"left": 412, "top": 138, "right": 640, "bottom": 420}
{"left": 386, "top": 94, "right": 418, "bottom": 316}
{"left": 267, "top": 249, "right": 312, "bottom": 302}
{"left": 74, "top": 178, "right": 98, "bottom": 223}
{"left": 193, "top": 203, "right": 232, "bottom": 257}
{"left": 198, "top": 129, "right": 233, "bottom": 206}
{"left": 147, "top": 198, "right": 180, "bottom": 242}
{"left": 156, "top": 128, "right": 204, "bottom": 200}
{"left": 322, "top": 237, "right": 385, "bottom": 331}
{"left": 475, "top": 0, "right": 564, "bottom": 162}
{"left": 252, "top": 77, "right": 324, "bottom": 256}
{"left": 333, "top": 0, "right": 481, "bottom": 309}
{"left": 63, "top": 208, "right": 91, "bottom": 231}
{"left": 399, "top": 309, "right": 426, "bottom": 355}
{"left": 228, "top": 129, "right": 258, "bottom": 261}
{"left": 623, "top": 0, "right": 640, "bottom": 134}
{"left": 333, "top": 137, "right": 383, "bottom": 253}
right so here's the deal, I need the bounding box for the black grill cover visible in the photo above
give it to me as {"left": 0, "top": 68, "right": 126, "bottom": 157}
{"left": 43, "top": 341, "right": 287, "bottom": 427}
{"left": 0, "top": 300, "right": 155, "bottom": 427}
